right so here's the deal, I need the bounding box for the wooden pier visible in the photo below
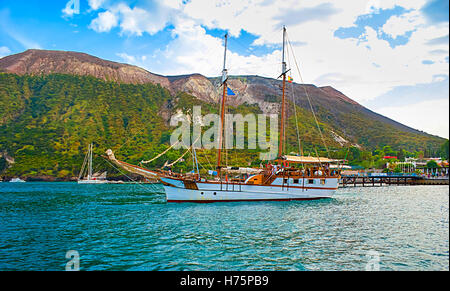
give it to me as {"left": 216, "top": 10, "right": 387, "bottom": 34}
{"left": 340, "top": 175, "right": 449, "bottom": 187}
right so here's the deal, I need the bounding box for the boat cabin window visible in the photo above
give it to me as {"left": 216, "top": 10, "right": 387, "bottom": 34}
{"left": 320, "top": 179, "right": 326, "bottom": 185}
{"left": 293, "top": 179, "right": 299, "bottom": 184}
{"left": 284, "top": 179, "right": 288, "bottom": 184}
{"left": 308, "top": 179, "right": 314, "bottom": 184}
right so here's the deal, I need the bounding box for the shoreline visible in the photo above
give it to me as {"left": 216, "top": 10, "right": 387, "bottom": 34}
{"left": 0, "top": 175, "right": 156, "bottom": 183}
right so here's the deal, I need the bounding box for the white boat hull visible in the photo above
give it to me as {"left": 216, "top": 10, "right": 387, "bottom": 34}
{"left": 162, "top": 177, "right": 337, "bottom": 203}
{"left": 10, "top": 178, "right": 26, "bottom": 183}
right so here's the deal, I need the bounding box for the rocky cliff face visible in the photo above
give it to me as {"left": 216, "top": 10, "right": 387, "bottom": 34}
{"left": 0, "top": 50, "right": 356, "bottom": 112}
{"left": 0, "top": 49, "right": 360, "bottom": 114}
{"left": 0, "top": 49, "right": 439, "bottom": 140}
{"left": 169, "top": 74, "right": 219, "bottom": 103}
{"left": 0, "top": 49, "right": 171, "bottom": 87}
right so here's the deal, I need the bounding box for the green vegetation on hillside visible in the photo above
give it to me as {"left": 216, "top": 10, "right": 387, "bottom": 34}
{"left": 0, "top": 73, "right": 447, "bottom": 178}
{"left": 0, "top": 73, "right": 170, "bottom": 178}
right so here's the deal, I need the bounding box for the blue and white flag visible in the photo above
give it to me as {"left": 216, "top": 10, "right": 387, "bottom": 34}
{"left": 227, "top": 87, "right": 236, "bottom": 96}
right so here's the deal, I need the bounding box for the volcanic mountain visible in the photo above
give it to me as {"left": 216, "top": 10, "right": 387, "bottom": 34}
{"left": 0, "top": 50, "right": 438, "bottom": 132}
{"left": 0, "top": 49, "right": 445, "bottom": 178}
{"left": 0, "top": 49, "right": 171, "bottom": 87}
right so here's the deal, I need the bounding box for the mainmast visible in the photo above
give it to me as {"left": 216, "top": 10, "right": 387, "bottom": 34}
{"left": 216, "top": 33, "right": 228, "bottom": 174}
{"left": 278, "top": 26, "right": 287, "bottom": 164}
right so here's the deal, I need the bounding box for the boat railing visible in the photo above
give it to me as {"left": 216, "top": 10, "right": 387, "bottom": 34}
{"left": 220, "top": 179, "right": 242, "bottom": 192}
{"left": 278, "top": 169, "right": 340, "bottom": 179}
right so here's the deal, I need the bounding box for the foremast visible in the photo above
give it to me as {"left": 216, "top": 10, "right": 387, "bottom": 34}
{"left": 278, "top": 26, "right": 288, "bottom": 165}
{"left": 216, "top": 33, "right": 229, "bottom": 176}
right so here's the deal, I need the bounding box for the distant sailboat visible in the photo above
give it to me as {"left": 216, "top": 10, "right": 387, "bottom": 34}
{"left": 78, "top": 143, "right": 109, "bottom": 184}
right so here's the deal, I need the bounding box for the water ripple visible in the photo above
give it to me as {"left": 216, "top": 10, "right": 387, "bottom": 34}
{"left": 0, "top": 183, "right": 448, "bottom": 270}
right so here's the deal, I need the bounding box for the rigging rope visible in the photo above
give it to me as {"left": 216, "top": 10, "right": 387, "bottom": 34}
{"left": 102, "top": 157, "right": 161, "bottom": 193}
{"left": 164, "top": 136, "right": 201, "bottom": 169}
{"left": 182, "top": 144, "right": 213, "bottom": 174}
{"left": 290, "top": 82, "right": 303, "bottom": 155}
{"left": 78, "top": 145, "right": 89, "bottom": 180}
{"left": 226, "top": 94, "right": 230, "bottom": 169}
{"left": 165, "top": 149, "right": 190, "bottom": 168}
{"left": 199, "top": 149, "right": 214, "bottom": 171}
{"left": 286, "top": 32, "right": 330, "bottom": 157}
{"left": 285, "top": 42, "right": 302, "bottom": 156}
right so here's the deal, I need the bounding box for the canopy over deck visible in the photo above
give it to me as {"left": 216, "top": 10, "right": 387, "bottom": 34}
{"left": 282, "top": 155, "right": 341, "bottom": 164}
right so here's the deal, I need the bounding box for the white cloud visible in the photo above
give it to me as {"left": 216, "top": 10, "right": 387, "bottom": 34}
{"left": 88, "top": 0, "right": 105, "bottom": 10}
{"left": 89, "top": 1, "right": 177, "bottom": 36}
{"left": 174, "top": 0, "right": 448, "bottom": 102}
{"left": 117, "top": 18, "right": 281, "bottom": 78}
{"left": 89, "top": 0, "right": 449, "bottom": 136}
{"left": 116, "top": 52, "right": 136, "bottom": 63}
{"left": 117, "top": 4, "right": 162, "bottom": 36}
{"left": 377, "top": 98, "right": 449, "bottom": 138}
{"left": 365, "top": 0, "right": 428, "bottom": 12}
{"left": 0, "top": 46, "right": 11, "bottom": 58}
{"left": 382, "top": 10, "right": 423, "bottom": 39}
{"left": 89, "top": 10, "right": 118, "bottom": 32}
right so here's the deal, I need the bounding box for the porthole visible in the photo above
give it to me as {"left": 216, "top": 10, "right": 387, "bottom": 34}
{"left": 214, "top": 192, "right": 217, "bottom": 195}
{"left": 201, "top": 192, "right": 204, "bottom": 195}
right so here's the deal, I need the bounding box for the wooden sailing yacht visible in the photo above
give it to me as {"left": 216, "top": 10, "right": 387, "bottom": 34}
{"left": 78, "top": 143, "right": 109, "bottom": 184}
{"left": 106, "top": 27, "right": 340, "bottom": 202}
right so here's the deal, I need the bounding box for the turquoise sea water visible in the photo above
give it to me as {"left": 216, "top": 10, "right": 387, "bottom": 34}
{"left": 0, "top": 182, "right": 448, "bottom": 271}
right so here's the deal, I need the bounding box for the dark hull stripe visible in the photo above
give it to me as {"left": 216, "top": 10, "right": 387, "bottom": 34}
{"left": 167, "top": 197, "right": 330, "bottom": 203}
{"left": 164, "top": 184, "right": 338, "bottom": 191}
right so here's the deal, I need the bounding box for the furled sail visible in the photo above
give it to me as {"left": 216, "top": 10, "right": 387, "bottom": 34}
{"left": 141, "top": 141, "right": 179, "bottom": 164}
{"left": 105, "top": 149, "right": 159, "bottom": 179}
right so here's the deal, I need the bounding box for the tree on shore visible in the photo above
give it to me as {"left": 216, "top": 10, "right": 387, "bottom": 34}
{"left": 426, "top": 160, "right": 439, "bottom": 169}
{"left": 440, "top": 140, "right": 449, "bottom": 160}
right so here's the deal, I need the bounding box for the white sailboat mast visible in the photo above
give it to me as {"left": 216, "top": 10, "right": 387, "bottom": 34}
{"left": 88, "top": 143, "right": 93, "bottom": 180}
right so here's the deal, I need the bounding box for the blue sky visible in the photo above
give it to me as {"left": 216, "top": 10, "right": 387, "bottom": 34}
{"left": 333, "top": 6, "right": 419, "bottom": 48}
{"left": 0, "top": 0, "right": 448, "bottom": 138}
